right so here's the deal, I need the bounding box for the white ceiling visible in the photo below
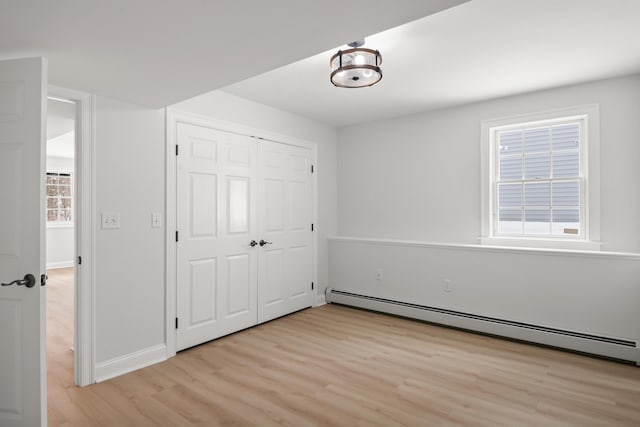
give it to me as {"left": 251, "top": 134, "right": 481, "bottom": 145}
{"left": 0, "top": 0, "right": 465, "bottom": 108}
{"left": 223, "top": 0, "right": 640, "bottom": 127}
{"left": 47, "top": 131, "right": 75, "bottom": 159}
{"left": 47, "top": 98, "right": 75, "bottom": 140}
{"left": 47, "top": 98, "right": 75, "bottom": 159}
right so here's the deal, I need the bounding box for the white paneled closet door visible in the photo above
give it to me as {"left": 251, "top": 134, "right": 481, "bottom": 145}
{"left": 176, "top": 123, "right": 258, "bottom": 351}
{"left": 257, "top": 140, "right": 314, "bottom": 323}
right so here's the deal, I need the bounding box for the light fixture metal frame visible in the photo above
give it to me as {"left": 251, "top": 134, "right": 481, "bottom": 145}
{"left": 330, "top": 47, "right": 383, "bottom": 88}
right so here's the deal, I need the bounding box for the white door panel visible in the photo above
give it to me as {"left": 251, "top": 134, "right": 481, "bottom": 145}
{"left": 288, "top": 245, "right": 311, "bottom": 299}
{"left": 187, "top": 258, "right": 217, "bottom": 325}
{"left": 228, "top": 177, "right": 250, "bottom": 233}
{"left": 258, "top": 141, "right": 313, "bottom": 323}
{"left": 265, "top": 179, "right": 285, "bottom": 232}
{"left": 263, "top": 247, "right": 285, "bottom": 307}
{"left": 189, "top": 173, "right": 217, "bottom": 238}
{"left": 226, "top": 253, "right": 251, "bottom": 316}
{"left": 176, "top": 123, "right": 258, "bottom": 351}
{"left": 0, "top": 58, "right": 47, "bottom": 427}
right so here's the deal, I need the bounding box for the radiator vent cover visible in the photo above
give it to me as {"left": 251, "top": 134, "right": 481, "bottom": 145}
{"left": 326, "top": 288, "right": 638, "bottom": 363}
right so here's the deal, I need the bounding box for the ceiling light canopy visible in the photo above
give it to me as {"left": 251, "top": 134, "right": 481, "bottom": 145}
{"left": 330, "top": 39, "right": 382, "bottom": 88}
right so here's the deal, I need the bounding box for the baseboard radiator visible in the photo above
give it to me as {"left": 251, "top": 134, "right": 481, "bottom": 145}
{"left": 326, "top": 288, "right": 639, "bottom": 364}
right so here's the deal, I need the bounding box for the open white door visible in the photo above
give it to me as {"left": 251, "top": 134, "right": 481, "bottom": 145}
{"left": 0, "top": 57, "right": 47, "bottom": 427}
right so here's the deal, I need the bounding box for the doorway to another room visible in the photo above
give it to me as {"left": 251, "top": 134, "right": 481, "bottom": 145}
{"left": 45, "top": 97, "right": 76, "bottom": 394}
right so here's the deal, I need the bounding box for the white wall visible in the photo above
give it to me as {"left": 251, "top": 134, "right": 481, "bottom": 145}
{"left": 95, "top": 97, "right": 165, "bottom": 365}
{"left": 332, "top": 75, "right": 640, "bottom": 351}
{"left": 330, "top": 238, "right": 640, "bottom": 344}
{"left": 172, "top": 90, "right": 338, "bottom": 295}
{"left": 46, "top": 155, "right": 75, "bottom": 269}
{"left": 338, "top": 74, "right": 640, "bottom": 253}
{"left": 46, "top": 226, "right": 74, "bottom": 269}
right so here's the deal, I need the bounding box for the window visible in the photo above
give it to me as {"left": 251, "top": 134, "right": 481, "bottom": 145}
{"left": 46, "top": 172, "right": 72, "bottom": 224}
{"left": 497, "top": 120, "right": 582, "bottom": 236}
{"left": 481, "top": 105, "right": 600, "bottom": 250}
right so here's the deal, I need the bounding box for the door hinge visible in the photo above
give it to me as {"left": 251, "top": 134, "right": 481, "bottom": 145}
{"left": 311, "top": 164, "right": 314, "bottom": 173}
{"left": 176, "top": 231, "right": 179, "bottom": 242}
{"left": 175, "top": 318, "right": 179, "bottom": 329}
{"left": 176, "top": 144, "right": 179, "bottom": 156}
{"left": 311, "top": 223, "right": 314, "bottom": 232}
{"left": 311, "top": 282, "right": 314, "bottom": 290}
{"left": 78, "top": 256, "right": 82, "bottom": 265}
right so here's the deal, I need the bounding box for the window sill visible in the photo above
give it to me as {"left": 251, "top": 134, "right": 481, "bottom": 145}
{"left": 479, "top": 236, "right": 602, "bottom": 251}
{"left": 47, "top": 222, "right": 74, "bottom": 229}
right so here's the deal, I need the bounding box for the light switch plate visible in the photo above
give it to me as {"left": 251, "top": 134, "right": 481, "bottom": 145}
{"left": 101, "top": 212, "right": 120, "bottom": 229}
{"left": 152, "top": 212, "right": 162, "bottom": 228}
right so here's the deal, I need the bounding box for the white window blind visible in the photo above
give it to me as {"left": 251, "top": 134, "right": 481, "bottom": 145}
{"left": 495, "top": 120, "right": 582, "bottom": 238}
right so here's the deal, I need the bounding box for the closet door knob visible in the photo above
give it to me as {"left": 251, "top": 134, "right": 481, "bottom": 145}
{"left": 259, "top": 240, "right": 272, "bottom": 247}
{"left": 249, "top": 240, "right": 258, "bottom": 247}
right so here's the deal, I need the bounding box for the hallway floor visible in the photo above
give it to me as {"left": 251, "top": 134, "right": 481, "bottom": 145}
{"left": 46, "top": 267, "right": 75, "bottom": 421}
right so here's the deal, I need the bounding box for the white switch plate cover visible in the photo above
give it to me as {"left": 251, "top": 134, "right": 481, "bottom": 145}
{"left": 101, "top": 212, "right": 120, "bottom": 229}
{"left": 152, "top": 212, "right": 162, "bottom": 228}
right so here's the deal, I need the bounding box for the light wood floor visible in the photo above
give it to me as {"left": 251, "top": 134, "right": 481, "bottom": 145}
{"left": 46, "top": 267, "right": 75, "bottom": 415}
{"left": 47, "top": 269, "right": 640, "bottom": 426}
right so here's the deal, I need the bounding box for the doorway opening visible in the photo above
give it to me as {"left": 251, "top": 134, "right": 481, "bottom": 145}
{"left": 45, "top": 86, "right": 95, "bottom": 389}
{"left": 45, "top": 96, "right": 77, "bottom": 392}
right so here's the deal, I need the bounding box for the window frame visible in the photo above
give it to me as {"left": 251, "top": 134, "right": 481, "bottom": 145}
{"left": 46, "top": 170, "right": 74, "bottom": 228}
{"left": 480, "top": 105, "right": 601, "bottom": 251}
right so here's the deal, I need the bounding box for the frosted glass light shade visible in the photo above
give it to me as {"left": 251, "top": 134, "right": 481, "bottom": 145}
{"left": 330, "top": 48, "right": 382, "bottom": 88}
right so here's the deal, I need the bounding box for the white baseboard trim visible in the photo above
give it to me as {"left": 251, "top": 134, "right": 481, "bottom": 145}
{"left": 315, "top": 294, "right": 326, "bottom": 307}
{"left": 46, "top": 260, "right": 75, "bottom": 270}
{"left": 95, "top": 344, "right": 167, "bottom": 383}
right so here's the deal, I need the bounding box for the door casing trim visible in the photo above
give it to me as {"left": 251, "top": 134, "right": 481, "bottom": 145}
{"left": 48, "top": 85, "right": 96, "bottom": 386}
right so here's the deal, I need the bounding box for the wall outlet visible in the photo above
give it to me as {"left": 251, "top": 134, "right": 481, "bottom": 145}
{"left": 443, "top": 279, "right": 452, "bottom": 292}
{"left": 152, "top": 212, "right": 162, "bottom": 228}
{"left": 101, "top": 212, "right": 120, "bottom": 230}
{"left": 375, "top": 269, "right": 383, "bottom": 281}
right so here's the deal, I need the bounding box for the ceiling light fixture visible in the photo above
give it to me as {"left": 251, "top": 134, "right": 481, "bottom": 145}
{"left": 330, "top": 39, "right": 382, "bottom": 88}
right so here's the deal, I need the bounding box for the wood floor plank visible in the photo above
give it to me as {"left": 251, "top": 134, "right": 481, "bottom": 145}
{"left": 46, "top": 268, "right": 640, "bottom": 426}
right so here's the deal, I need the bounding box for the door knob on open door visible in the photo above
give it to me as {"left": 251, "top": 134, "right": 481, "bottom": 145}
{"left": 249, "top": 240, "right": 258, "bottom": 247}
{"left": 259, "top": 240, "right": 272, "bottom": 247}
{"left": 1, "top": 274, "right": 36, "bottom": 288}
